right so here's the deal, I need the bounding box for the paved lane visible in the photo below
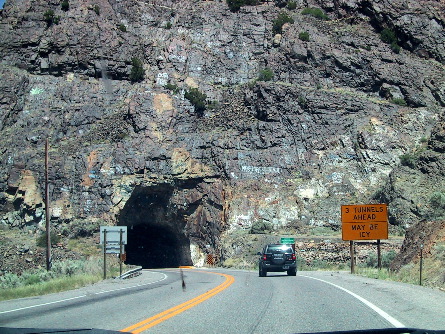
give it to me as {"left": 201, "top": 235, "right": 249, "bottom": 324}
{"left": 1, "top": 269, "right": 444, "bottom": 333}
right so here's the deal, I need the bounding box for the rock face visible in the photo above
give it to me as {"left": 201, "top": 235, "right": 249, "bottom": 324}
{"left": 0, "top": 0, "right": 444, "bottom": 267}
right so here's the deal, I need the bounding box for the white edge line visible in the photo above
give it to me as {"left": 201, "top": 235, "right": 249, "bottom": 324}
{"left": 0, "top": 272, "right": 168, "bottom": 315}
{"left": 301, "top": 275, "right": 406, "bottom": 328}
{"left": 0, "top": 295, "right": 86, "bottom": 315}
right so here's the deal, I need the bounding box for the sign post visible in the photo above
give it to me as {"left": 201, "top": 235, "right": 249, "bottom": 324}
{"left": 350, "top": 241, "right": 355, "bottom": 274}
{"left": 100, "top": 226, "right": 128, "bottom": 279}
{"left": 103, "top": 228, "right": 107, "bottom": 279}
{"left": 119, "top": 229, "right": 124, "bottom": 276}
{"left": 341, "top": 204, "right": 388, "bottom": 273}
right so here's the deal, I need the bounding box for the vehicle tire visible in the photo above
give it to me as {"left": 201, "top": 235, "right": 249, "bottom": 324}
{"left": 287, "top": 269, "right": 296, "bottom": 276}
{"left": 259, "top": 267, "right": 267, "bottom": 277}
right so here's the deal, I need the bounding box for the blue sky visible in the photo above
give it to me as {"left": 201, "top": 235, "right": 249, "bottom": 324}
{"left": 0, "top": 0, "right": 5, "bottom": 9}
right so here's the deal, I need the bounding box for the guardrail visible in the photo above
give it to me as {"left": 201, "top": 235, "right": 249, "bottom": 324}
{"left": 115, "top": 266, "right": 142, "bottom": 279}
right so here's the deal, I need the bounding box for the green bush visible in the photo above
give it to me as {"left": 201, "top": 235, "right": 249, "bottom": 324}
{"left": 118, "top": 24, "right": 127, "bottom": 32}
{"left": 93, "top": 5, "right": 100, "bottom": 15}
{"left": 380, "top": 28, "right": 401, "bottom": 53}
{"left": 301, "top": 7, "right": 329, "bottom": 20}
{"left": 272, "top": 12, "right": 294, "bottom": 34}
{"left": 399, "top": 153, "right": 417, "bottom": 168}
{"left": 165, "top": 83, "right": 180, "bottom": 94}
{"left": 390, "top": 98, "right": 407, "bottom": 106}
{"left": 43, "top": 10, "right": 60, "bottom": 26}
{"left": 0, "top": 260, "right": 88, "bottom": 290}
{"left": 390, "top": 42, "right": 401, "bottom": 54}
{"left": 299, "top": 31, "right": 310, "bottom": 41}
{"left": 184, "top": 88, "right": 207, "bottom": 116}
{"left": 61, "top": 0, "right": 69, "bottom": 11}
{"left": 380, "top": 28, "right": 397, "bottom": 44}
{"left": 36, "top": 231, "right": 61, "bottom": 247}
{"left": 226, "top": 0, "right": 259, "bottom": 12}
{"left": 365, "top": 250, "right": 397, "bottom": 268}
{"left": 64, "top": 220, "right": 99, "bottom": 238}
{"left": 129, "top": 57, "right": 144, "bottom": 82}
{"left": 286, "top": 1, "right": 297, "bottom": 10}
{"left": 258, "top": 68, "right": 274, "bottom": 81}
{"left": 250, "top": 220, "right": 273, "bottom": 234}
{"left": 430, "top": 192, "right": 445, "bottom": 210}
{"left": 0, "top": 273, "right": 21, "bottom": 289}
{"left": 298, "top": 96, "right": 307, "bottom": 108}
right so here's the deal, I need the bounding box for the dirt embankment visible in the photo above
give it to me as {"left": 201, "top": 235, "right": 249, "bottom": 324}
{"left": 0, "top": 230, "right": 85, "bottom": 276}
{"left": 390, "top": 220, "right": 445, "bottom": 271}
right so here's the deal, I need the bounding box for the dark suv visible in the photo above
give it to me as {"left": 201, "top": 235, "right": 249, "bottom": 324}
{"left": 258, "top": 244, "right": 297, "bottom": 277}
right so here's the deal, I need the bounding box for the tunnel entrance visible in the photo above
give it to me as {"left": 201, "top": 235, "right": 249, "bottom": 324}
{"left": 117, "top": 184, "right": 192, "bottom": 268}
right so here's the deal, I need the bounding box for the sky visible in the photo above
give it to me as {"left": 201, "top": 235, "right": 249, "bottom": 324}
{"left": 0, "top": 0, "right": 5, "bottom": 9}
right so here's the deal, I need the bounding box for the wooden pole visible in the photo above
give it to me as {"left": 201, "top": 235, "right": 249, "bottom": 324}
{"left": 419, "top": 245, "right": 423, "bottom": 285}
{"left": 45, "top": 138, "right": 51, "bottom": 271}
{"left": 119, "top": 229, "right": 123, "bottom": 276}
{"left": 350, "top": 241, "right": 355, "bottom": 274}
{"left": 103, "top": 229, "right": 107, "bottom": 279}
{"left": 377, "top": 239, "right": 381, "bottom": 270}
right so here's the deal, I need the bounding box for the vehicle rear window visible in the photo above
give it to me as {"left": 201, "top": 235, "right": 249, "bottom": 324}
{"left": 266, "top": 245, "right": 293, "bottom": 253}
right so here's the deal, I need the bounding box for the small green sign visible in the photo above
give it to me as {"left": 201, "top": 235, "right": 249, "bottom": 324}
{"left": 280, "top": 237, "right": 295, "bottom": 244}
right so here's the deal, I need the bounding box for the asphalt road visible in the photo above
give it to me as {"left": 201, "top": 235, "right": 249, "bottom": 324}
{"left": 0, "top": 268, "right": 444, "bottom": 333}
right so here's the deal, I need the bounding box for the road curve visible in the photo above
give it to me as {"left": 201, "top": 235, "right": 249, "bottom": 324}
{"left": 0, "top": 269, "right": 444, "bottom": 333}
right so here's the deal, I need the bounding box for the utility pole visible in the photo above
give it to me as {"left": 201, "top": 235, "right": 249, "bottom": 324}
{"left": 45, "top": 138, "right": 52, "bottom": 271}
{"left": 419, "top": 244, "right": 424, "bottom": 285}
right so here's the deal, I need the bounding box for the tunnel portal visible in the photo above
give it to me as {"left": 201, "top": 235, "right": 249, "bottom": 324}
{"left": 117, "top": 184, "right": 193, "bottom": 268}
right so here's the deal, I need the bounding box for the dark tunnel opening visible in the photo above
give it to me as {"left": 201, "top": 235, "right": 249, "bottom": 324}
{"left": 117, "top": 184, "right": 193, "bottom": 269}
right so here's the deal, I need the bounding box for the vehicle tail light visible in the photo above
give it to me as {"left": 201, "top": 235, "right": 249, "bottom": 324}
{"left": 262, "top": 255, "right": 267, "bottom": 261}
{"left": 291, "top": 253, "right": 296, "bottom": 260}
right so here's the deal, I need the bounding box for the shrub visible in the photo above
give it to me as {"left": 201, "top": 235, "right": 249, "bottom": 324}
{"left": 301, "top": 7, "right": 329, "bottom": 20}
{"left": 165, "top": 82, "right": 180, "bottom": 94}
{"left": 298, "top": 96, "right": 307, "bottom": 108}
{"left": 258, "top": 68, "right": 274, "bottom": 81}
{"left": 390, "top": 42, "right": 401, "bottom": 54}
{"left": 380, "top": 28, "right": 397, "bottom": 44}
{"left": 129, "top": 58, "right": 144, "bottom": 82}
{"left": 380, "top": 28, "right": 401, "bottom": 53}
{"left": 0, "top": 273, "right": 21, "bottom": 289}
{"left": 430, "top": 192, "right": 445, "bottom": 210}
{"left": 299, "top": 31, "right": 310, "bottom": 41}
{"left": 36, "top": 231, "right": 61, "bottom": 247}
{"left": 250, "top": 220, "right": 273, "bottom": 234}
{"left": 184, "top": 88, "right": 207, "bottom": 116}
{"left": 43, "top": 10, "right": 60, "bottom": 26}
{"left": 391, "top": 98, "right": 407, "bottom": 106}
{"left": 226, "top": 0, "right": 259, "bottom": 12}
{"left": 272, "top": 12, "right": 294, "bottom": 34}
{"left": 399, "top": 153, "right": 417, "bottom": 168}
{"left": 286, "top": 1, "right": 297, "bottom": 10}
{"left": 93, "top": 5, "right": 100, "bottom": 15}
{"left": 118, "top": 24, "right": 127, "bottom": 32}
{"left": 61, "top": 0, "right": 69, "bottom": 11}
{"left": 206, "top": 100, "right": 220, "bottom": 111}
{"left": 65, "top": 220, "right": 99, "bottom": 238}
{"left": 365, "top": 250, "right": 397, "bottom": 268}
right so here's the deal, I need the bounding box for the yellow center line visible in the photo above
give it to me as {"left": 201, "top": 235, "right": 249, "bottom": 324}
{"left": 120, "top": 270, "right": 235, "bottom": 333}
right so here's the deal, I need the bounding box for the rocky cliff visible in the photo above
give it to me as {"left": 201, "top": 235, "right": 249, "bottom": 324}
{"left": 0, "top": 0, "right": 444, "bottom": 267}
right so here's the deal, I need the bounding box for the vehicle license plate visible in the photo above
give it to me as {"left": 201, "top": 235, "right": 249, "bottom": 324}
{"left": 283, "top": 265, "right": 289, "bottom": 269}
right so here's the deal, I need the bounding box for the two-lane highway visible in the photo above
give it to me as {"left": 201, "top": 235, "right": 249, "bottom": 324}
{"left": 1, "top": 268, "right": 444, "bottom": 333}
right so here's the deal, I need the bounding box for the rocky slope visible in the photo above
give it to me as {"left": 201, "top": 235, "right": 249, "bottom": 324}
{"left": 0, "top": 0, "right": 444, "bottom": 269}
